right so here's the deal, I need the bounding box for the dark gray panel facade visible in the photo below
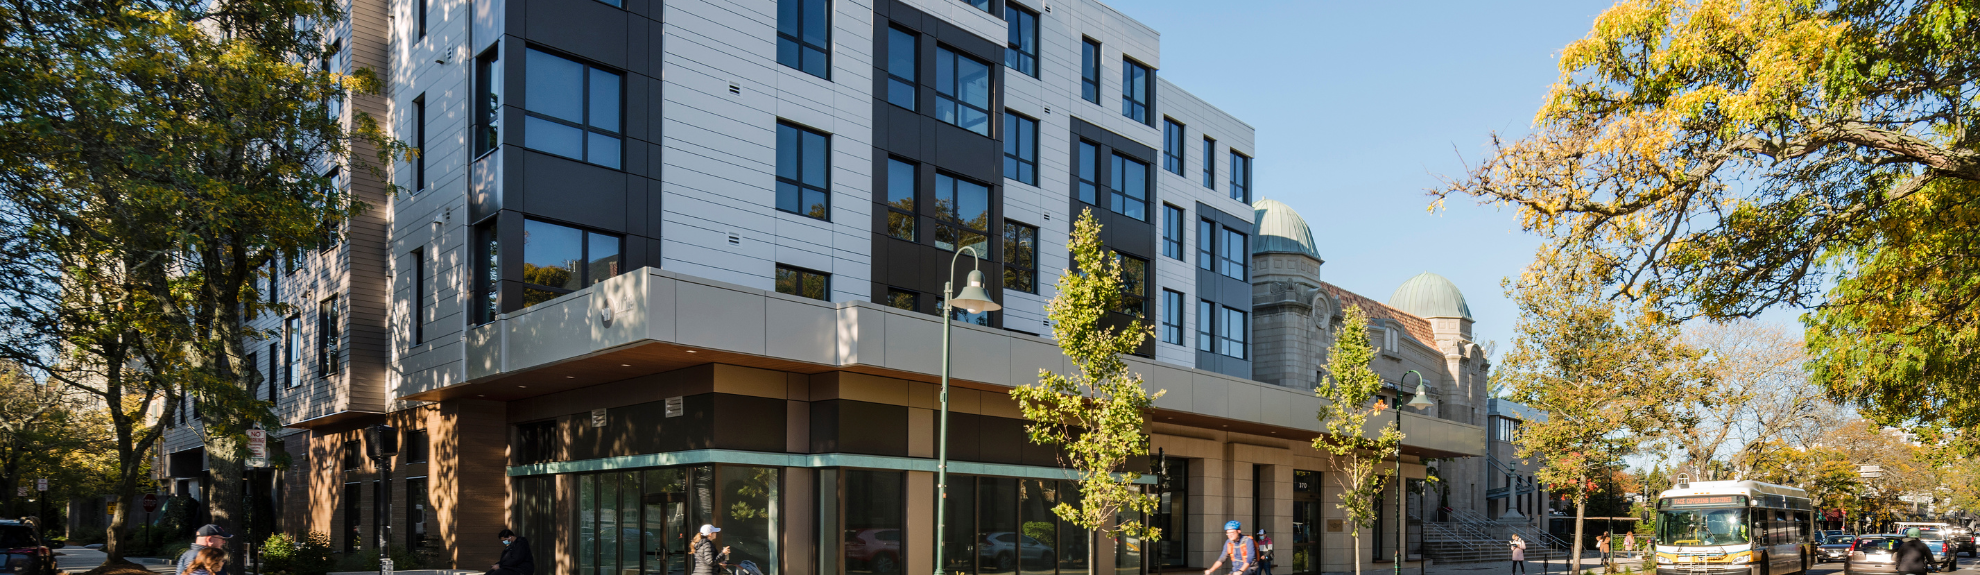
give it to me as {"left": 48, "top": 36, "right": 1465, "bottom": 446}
{"left": 1195, "top": 201, "right": 1253, "bottom": 379}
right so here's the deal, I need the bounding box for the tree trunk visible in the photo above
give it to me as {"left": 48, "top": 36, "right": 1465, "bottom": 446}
{"left": 1089, "top": 529, "right": 1097, "bottom": 575}
{"left": 104, "top": 468, "right": 141, "bottom": 565}
{"left": 1571, "top": 494, "right": 1587, "bottom": 575}
{"left": 208, "top": 435, "right": 242, "bottom": 553}
{"left": 1352, "top": 533, "right": 1363, "bottom": 575}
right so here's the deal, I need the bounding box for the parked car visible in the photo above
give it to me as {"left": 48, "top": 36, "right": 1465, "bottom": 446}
{"left": 1916, "top": 530, "right": 1956, "bottom": 571}
{"left": 0, "top": 519, "right": 61, "bottom": 575}
{"left": 1819, "top": 535, "right": 1856, "bottom": 563}
{"left": 1845, "top": 535, "right": 1900, "bottom": 575}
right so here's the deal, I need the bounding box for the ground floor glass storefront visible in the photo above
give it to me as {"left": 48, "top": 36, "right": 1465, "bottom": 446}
{"left": 939, "top": 476, "right": 1097, "bottom": 575}
{"left": 513, "top": 465, "right": 782, "bottom": 575}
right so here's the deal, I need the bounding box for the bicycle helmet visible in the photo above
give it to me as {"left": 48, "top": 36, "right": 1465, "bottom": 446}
{"left": 1225, "top": 520, "right": 1243, "bottom": 532}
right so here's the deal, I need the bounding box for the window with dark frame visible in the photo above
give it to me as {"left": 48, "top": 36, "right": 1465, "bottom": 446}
{"left": 520, "top": 219, "right": 623, "bottom": 309}
{"left": 476, "top": 222, "right": 499, "bottom": 323}
{"left": 1220, "top": 227, "right": 1248, "bottom": 280}
{"left": 1003, "top": 112, "right": 1038, "bottom": 186}
{"left": 1121, "top": 58, "right": 1152, "bottom": 124}
{"left": 1162, "top": 204, "right": 1185, "bottom": 260}
{"left": 1075, "top": 140, "right": 1100, "bottom": 205}
{"left": 417, "top": 0, "right": 427, "bottom": 38}
{"left": 407, "top": 477, "right": 431, "bottom": 553}
{"left": 775, "top": 265, "right": 829, "bottom": 301}
{"left": 1220, "top": 306, "right": 1247, "bottom": 358}
{"left": 343, "top": 440, "right": 362, "bottom": 471}
{"left": 777, "top": 0, "right": 831, "bottom": 78}
{"left": 474, "top": 48, "right": 500, "bottom": 158}
{"left": 402, "top": 429, "right": 429, "bottom": 463}
{"left": 317, "top": 295, "right": 340, "bottom": 377}
{"left": 885, "top": 288, "right": 917, "bottom": 311}
{"left": 885, "top": 158, "right": 917, "bottom": 241}
{"left": 320, "top": 167, "right": 342, "bottom": 250}
{"left": 285, "top": 316, "right": 299, "bottom": 387}
{"left": 343, "top": 482, "right": 361, "bottom": 552}
{"left": 1003, "top": 221, "right": 1037, "bottom": 294}
{"left": 413, "top": 94, "right": 427, "bottom": 192}
{"left": 1163, "top": 118, "right": 1185, "bottom": 175}
{"left": 935, "top": 46, "right": 992, "bottom": 137}
{"left": 1196, "top": 299, "right": 1214, "bottom": 352}
{"left": 266, "top": 343, "right": 278, "bottom": 402}
{"left": 1201, "top": 137, "right": 1216, "bottom": 189}
{"left": 246, "top": 351, "right": 260, "bottom": 398}
{"left": 1005, "top": 4, "right": 1038, "bottom": 77}
{"left": 1109, "top": 153, "right": 1150, "bottom": 221}
{"left": 1161, "top": 289, "right": 1183, "bottom": 345}
{"left": 515, "top": 420, "right": 559, "bottom": 465}
{"left": 934, "top": 173, "right": 990, "bottom": 254}
{"left": 886, "top": 27, "right": 917, "bottom": 110}
{"left": 966, "top": 0, "right": 991, "bottom": 13}
{"left": 1080, "top": 39, "right": 1101, "bottom": 104}
{"left": 522, "top": 48, "right": 622, "bottom": 168}
{"left": 1197, "top": 218, "right": 1214, "bottom": 271}
{"left": 1114, "top": 252, "right": 1148, "bottom": 317}
{"left": 777, "top": 122, "right": 832, "bottom": 220}
{"left": 411, "top": 248, "right": 426, "bottom": 345}
{"left": 1230, "top": 151, "right": 1252, "bottom": 202}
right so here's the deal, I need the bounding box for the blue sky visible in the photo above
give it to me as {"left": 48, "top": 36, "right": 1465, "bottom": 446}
{"left": 1121, "top": 0, "right": 1618, "bottom": 356}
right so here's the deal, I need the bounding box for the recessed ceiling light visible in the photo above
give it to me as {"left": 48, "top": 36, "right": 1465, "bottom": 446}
{"left": 621, "top": 364, "right": 632, "bottom": 367}
{"left": 565, "top": 376, "right": 574, "bottom": 379}
{"left": 477, "top": 394, "right": 486, "bottom": 398}
{"left": 686, "top": 350, "right": 698, "bottom": 353}
{"left": 519, "top": 385, "right": 528, "bottom": 388}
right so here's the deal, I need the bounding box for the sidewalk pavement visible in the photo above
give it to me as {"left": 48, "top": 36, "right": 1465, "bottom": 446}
{"left": 54, "top": 548, "right": 177, "bottom": 575}
{"left": 1419, "top": 552, "right": 1651, "bottom": 575}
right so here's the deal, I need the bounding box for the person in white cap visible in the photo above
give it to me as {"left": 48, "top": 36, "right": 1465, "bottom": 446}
{"left": 690, "top": 524, "right": 731, "bottom": 575}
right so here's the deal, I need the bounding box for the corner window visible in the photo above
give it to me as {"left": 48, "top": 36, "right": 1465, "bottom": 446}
{"left": 1114, "top": 252, "right": 1148, "bottom": 316}
{"left": 1005, "top": 4, "right": 1038, "bottom": 77}
{"left": 884, "top": 158, "right": 916, "bottom": 241}
{"left": 886, "top": 27, "right": 917, "bottom": 110}
{"left": 317, "top": 295, "right": 340, "bottom": 377}
{"left": 1161, "top": 204, "right": 1184, "bottom": 260}
{"left": 1161, "top": 290, "right": 1184, "bottom": 345}
{"left": 1220, "top": 306, "right": 1247, "bottom": 358}
{"left": 1003, "top": 112, "right": 1038, "bottom": 186}
{"left": 521, "top": 219, "right": 623, "bottom": 309}
{"left": 885, "top": 288, "right": 918, "bottom": 311}
{"left": 1230, "top": 151, "right": 1252, "bottom": 203}
{"left": 523, "top": 48, "right": 622, "bottom": 168}
{"left": 777, "top": 0, "right": 831, "bottom": 79}
{"left": 1163, "top": 119, "right": 1186, "bottom": 175}
{"left": 1121, "top": 58, "right": 1152, "bottom": 124}
{"left": 474, "top": 47, "right": 501, "bottom": 158}
{"left": 1080, "top": 39, "right": 1101, "bottom": 104}
{"left": 777, "top": 122, "right": 831, "bottom": 220}
{"left": 1196, "top": 299, "right": 1213, "bottom": 352}
{"left": 1201, "top": 137, "right": 1216, "bottom": 189}
{"left": 1075, "top": 141, "right": 1099, "bottom": 205}
{"left": 1220, "top": 227, "right": 1247, "bottom": 280}
{"left": 776, "top": 265, "right": 830, "bottom": 301}
{"left": 1197, "top": 218, "right": 1214, "bottom": 271}
{"left": 1108, "top": 153, "right": 1149, "bottom": 221}
{"left": 934, "top": 173, "right": 990, "bottom": 253}
{"left": 935, "top": 46, "right": 992, "bottom": 137}
{"left": 1003, "top": 221, "right": 1037, "bottom": 294}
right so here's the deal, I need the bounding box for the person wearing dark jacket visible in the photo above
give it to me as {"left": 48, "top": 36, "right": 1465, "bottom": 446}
{"left": 490, "top": 529, "right": 536, "bottom": 575}
{"left": 690, "top": 524, "right": 732, "bottom": 575}
{"left": 178, "top": 524, "right": 233, "bottom": 575}
{"left": 1896, "top": 529, "right": 1934, "bottom": 575}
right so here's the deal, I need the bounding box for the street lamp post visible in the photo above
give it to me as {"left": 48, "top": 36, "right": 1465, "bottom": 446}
{"left": 1394, "top": 370, "right": 1435, "bottom": 575}
{"left": 933, "top": 246, "right": 1000, "bottom": 575}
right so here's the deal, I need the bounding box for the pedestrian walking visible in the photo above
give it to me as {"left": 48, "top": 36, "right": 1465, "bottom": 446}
{"left": 1624, "top": 532, "right": 1636, "bottom": 559}
{"left": 489, "top": 529, "right": 535, "bottom": 575}
{"left": 180, "top": 547, "right": 229, "bottom": 575}
{"left": 1596, "top": 534, "right": 1612, "bottom": 573}
{"left": 1256, "top": 530, "right": 1276, "bottom": 575}
{"left": 177, "top": 524, "right": 234, "bottom": 575}
{"left": 690, "top": 524, "right": 732, "bottom": 575}
{"left": 1896, "top": 528, "right": 1933, "bottom": 575}
{"left": 1204, "top": 521, "right": 1258, "bottom": 575}
{"left": 1509, "top": 534, "right": 1528, "bottom": 575}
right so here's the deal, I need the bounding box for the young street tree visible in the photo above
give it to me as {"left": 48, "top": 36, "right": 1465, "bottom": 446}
{"left": 1310, "top": 305, "right": 1403, "bottom": 575}
{"left": 1014, "top": 209, "right": 1166, "bottom": 572}
{"left": 1497, "top": 249, "right": 1710, "bottom": 573}
{"left": 1434, "top": 0, "right": 1980, "bottom": 442}
{"left": 1664, "top": 321, "right": 1831, "bottom": 480}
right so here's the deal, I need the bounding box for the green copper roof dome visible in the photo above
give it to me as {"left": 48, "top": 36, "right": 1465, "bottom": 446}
{"left": 1252, "top": 199, "right": 1321, "bottom": 259}
{"left": 1388, "top": 272, "right": 1473, "bottom": 320}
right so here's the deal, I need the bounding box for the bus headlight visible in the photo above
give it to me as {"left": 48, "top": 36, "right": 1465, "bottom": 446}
{"left": 1656, "top": 556, "right": 1673, "bottom": 564}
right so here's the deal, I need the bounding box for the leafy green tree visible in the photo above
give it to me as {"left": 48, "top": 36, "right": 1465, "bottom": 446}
{"left": 1433, "top": 0, "right": 1980, "bottom": 444}
{"left": 1497, "top": 249, "right": 1710, "bottom": 573}
{"left": 1310, "top": 305, "right": 1404, "bottom": 575}
{"left": 1013, "top": 209, "right": 1165, "bottom": 572}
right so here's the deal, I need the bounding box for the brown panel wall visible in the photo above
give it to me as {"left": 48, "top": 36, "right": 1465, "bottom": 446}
{"left": 440, "top": 399, "right": 510, "bottom": 569}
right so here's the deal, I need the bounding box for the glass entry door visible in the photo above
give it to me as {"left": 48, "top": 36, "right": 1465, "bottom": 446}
{"left": 1291, "top": 470, "right": 1322, "bottom": 575}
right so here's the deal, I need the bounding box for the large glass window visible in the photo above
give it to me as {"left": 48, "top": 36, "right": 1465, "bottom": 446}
{"left": 941, "top": 477, "right": 977, "bottom": 575}
{"left": 1152, "top": 457, "right": 1188, "bottom": 568}
{"left": 777, "top": 122, "right": 831, "bottom": 220}
{"left": 936, "top": 47, "right": 992, "bottom": 137}
{"left": 776, "top": 0, "right": 830, "bottom": 78}
{"left": 574, "top": 469, "right": 694, "bottom": 575}
{"left": 1121, "top": 59, "right": 1152, "bottom": 124}
{"left": 1160, "top": 290, "right": 1183, "bottom": 345}
{"left": 844, "top": 470, "right": 905, "bottom": 575}
{"left": 1220, "top": 227, "right": 1247, "bottom": 279}
{"left": 1161, "top": 204, "right": 1184, "bottom": 260}
{"left": 1220, "top": 306, "right": 1247, "bottom": 358}
{"left": 1201, "top": 137, "right": 1216, "bottom": 189}
{"left": 886, "top": 27, "right": 917, "bottom": 110}
{"left": 1108, "top": 154, "right": 1149, "bottom": 221}
{"left": 718, "top": 466, "right": 781, "bottom": 573}
{"left": 1003, "top": 221, "right": 1037, "bottom": 294}
{"left": 1080, "top": 39, "right": 1101, "bottom": 104}
{"left": 935, "top": 173, "right": 990, "bottom": 253}
{"left": 1005, "top": 5, "right": 1038, "bottom": 77}
{"left": 1115, "top": 253, "right": 1148, "bottom": 317}
{"left": 885, "top": 158, "right": 917, "bottom": 241}
{"left": 407, "top": 477, "right": 431, "bottom": 557}
{"left": 1162, "top": 119, "right": 1185, "bottom": 175}
{"left": 1230, "top": 151, "right": 1252, "bottom": 202}
{"left": 317, "top": 295, "right": 340, "bottom": 377}
{"left": 475, "top": 47, "right": 500, "bottom": 157}
{"left": 979, "top": 477, "right": 1020, "bottom": 575}
{"left": 521, "top": 219, "right": 622, "bottom": 308}
{"left": 1004, "top": 113, "right": 1038, "bottom": 186}
{"left": 1018, "top": 479, "right": 1058, "bottom": 575}
{"left": 524, "top": 48, "right": 622, "bottom": 168}
{"left": 1196, "top": 299, "right": 1213, "bottom": 352}
{"left": 1075, "top": 141, "right": 1099, "bottom": 205}
{"left": 775, "top": 265, "right": 829, "bottom": 301}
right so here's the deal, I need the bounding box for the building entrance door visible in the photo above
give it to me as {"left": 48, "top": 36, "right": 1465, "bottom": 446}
{"left": 1291, "top": 470, "right": 1322, "bottom": 575}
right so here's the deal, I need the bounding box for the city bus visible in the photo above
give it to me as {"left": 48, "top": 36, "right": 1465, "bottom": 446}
{"left": 1653, "top": 479, "right": 1814, "bottom": 575}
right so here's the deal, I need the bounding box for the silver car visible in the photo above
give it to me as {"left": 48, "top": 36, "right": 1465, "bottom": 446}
{"left": 1845, "top": 535, "right": 1899, "bottom": 575}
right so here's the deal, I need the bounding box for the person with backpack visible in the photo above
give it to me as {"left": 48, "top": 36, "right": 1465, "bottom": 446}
{"left": 1204, "top": 521, "right": 1257, "bottom": 575}
{"left": 1255, "top": 530, "right": 1275, "bottom": 575}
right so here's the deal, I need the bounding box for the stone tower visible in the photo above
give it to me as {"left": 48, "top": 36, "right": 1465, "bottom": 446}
{"left": 1249, "top": 199, "right": 1326, "bottom": 390}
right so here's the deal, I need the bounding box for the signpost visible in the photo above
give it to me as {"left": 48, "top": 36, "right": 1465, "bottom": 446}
{"left": 35, "top": 478, "right": 47, "bottom": 491}
{"left": 247, "top": 429, "right": 269, "bottom": 468}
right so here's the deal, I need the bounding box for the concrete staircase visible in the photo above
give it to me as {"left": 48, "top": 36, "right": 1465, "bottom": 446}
{"left": 1423, "top": 509, "right": 1572, "bottom": 565}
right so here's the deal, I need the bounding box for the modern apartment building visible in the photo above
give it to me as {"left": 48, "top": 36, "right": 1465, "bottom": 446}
{"left": 153, "top": 0, "right": 1505, "bottom": 574}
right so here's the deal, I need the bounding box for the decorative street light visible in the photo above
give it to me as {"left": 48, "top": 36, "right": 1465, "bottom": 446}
{"left": 933, "top": 246, "right": 1000, "bottom": 575}
{"left": 1394, "top": 370, "right": 1435, "bottom": 575}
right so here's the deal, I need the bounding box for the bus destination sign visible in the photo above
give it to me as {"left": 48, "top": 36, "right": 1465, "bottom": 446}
{"left": 1664, "top": 495, "right": 1748, "bottom": 509}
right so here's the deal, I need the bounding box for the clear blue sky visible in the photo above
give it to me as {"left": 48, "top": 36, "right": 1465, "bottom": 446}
{"left": 1122, "top": 0, "right": 1618, "bottom": 357}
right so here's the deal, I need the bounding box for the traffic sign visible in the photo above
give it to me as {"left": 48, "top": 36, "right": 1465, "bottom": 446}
{"left": 35, "top": 478, "right": 47, "bottom": 491}
{"left": 14, "top": 486, "right": 23, "bottom": 497}
{"left": 247, "top": 429, "right": 268, "bottom": 459}
{"left": 140, "top": 493, "right": 159, "bottom": 513}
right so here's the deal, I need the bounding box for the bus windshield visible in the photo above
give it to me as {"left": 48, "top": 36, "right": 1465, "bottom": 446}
{"left": 1658, "top": 507, "right": 1749, "bottom": 545}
